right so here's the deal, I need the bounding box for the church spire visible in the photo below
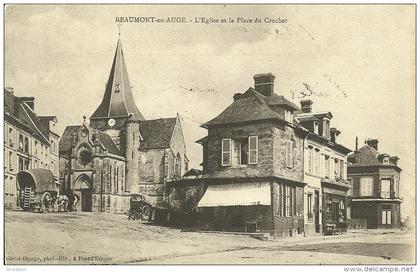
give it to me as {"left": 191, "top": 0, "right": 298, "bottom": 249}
{"left": 90, "top": 38, "right": 144, "bottom": 121}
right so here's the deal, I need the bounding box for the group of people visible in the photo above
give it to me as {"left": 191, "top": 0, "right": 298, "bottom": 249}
{"left": 43, "top": 193, "right": 80, "bottom": 212}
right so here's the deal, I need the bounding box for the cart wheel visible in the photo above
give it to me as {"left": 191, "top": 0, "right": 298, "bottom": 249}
{"left": 141, "top": 205, "right": 151, "bottom": 221}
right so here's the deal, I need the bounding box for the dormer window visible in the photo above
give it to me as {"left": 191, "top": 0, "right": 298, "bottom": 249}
{"left": 383, "top": 156, "right": 390, "bottom": 164}
{"left": 284, "top": 110, "right": 293, "bottom": 123}
{"left": 314, "top": 122, "right": 319, "bottom": 135}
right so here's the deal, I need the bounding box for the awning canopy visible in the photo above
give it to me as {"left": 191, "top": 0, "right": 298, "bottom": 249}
{"left": 198, "top": 182, "right": 271, "bottom": 207}
{"left": 17, "top": 169, "right": 59, "bottom": 193}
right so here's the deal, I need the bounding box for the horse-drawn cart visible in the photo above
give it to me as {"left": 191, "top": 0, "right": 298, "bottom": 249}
{"left": 17, "top": 169, "right": 60, "bottom": 213}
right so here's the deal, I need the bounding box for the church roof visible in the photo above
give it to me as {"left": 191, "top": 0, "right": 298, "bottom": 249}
{"left": 139, "top": 118, "right": 177, "bottom": 149}
{"left": 90, "top": 38, "right": 144, "bottom": 121}
{"left": 59, "top": 125, "right": 123, "bottom": 157}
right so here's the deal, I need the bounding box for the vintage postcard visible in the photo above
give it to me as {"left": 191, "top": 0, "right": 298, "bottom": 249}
{"left": 2, "top": 3, "right": 417, "bottom": 268}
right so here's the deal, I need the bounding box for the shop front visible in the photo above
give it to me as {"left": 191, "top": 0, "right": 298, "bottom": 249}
{"left": 321, "top": 179, "right": 350, "bottom": 235}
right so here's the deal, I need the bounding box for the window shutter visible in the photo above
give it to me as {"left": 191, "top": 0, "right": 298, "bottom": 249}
{"left": 248, "top": 136, "right": 258, "bottom": 164}
{"left": 222, "top": 139, "right": 231, "bottom": 166}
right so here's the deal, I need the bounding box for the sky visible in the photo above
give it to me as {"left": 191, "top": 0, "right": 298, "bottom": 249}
{"left": 4, "top": 5, "right": 415, "bottom": 217}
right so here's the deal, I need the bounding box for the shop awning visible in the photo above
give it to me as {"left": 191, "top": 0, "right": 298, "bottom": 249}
{"left": 17, "top": 169, "right": 59, "bottom": 193}
{"left": 197, "top": 182, "right": 271, "bottom": 207}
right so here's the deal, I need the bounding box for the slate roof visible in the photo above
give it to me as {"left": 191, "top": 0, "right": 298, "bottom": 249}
{"left": 59, "top": 125, "right": 123, "bottom": 157}
{"left": 96, "top": 130, "right": 124, "bottom": 157}
{"left": 139, "top": 118, "right": 177, "bottom": 149}
{"left": 91, "top": 38, "right": 144, "bottom": 121}
{"left": 202, "top": 88, "right": 287, "bottom": 128}
{"left": 4, "top": 88, "right": 51, "bottom": 145}
{"left": 348, "top": 145, "right": 399, "bottom": 169}
{"left": 59, "top": 126, "right": 81, "bottom": 154}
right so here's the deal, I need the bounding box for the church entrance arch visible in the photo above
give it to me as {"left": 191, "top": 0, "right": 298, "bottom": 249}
{"left": 74, "top": 174, "right": 92, "bottom": 212}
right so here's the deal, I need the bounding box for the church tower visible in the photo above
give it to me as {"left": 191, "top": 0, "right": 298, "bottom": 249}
{"left": 125, "top": 114, "right": 140, "bottom": 193}
{"left": 90, "top": 38, "right": 144, "bottom": 147}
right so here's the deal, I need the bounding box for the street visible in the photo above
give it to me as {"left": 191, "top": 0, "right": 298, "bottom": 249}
{"left": 4, "top": 210, "right": 415, "bottom": 265}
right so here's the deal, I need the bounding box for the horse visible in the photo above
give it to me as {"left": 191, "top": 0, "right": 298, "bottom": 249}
{"left": 57, "top": 195, "right": 69, "bottom": 212}
{"left": 72, "top": 195, "right": 80, "bottom": 212}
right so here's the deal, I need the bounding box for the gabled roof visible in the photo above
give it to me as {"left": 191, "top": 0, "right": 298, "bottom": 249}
{"left": 202, "top": 88, "right": 286, "bottom": 128}
{"left": 59, "top": 125, "right": 81, "bottom": 154}
{"left": 59, "top": 125, "right": 123, "bottom": 157}
{"left": 139, "top": 117, "right": 177, "bottom": 149}
{"left": 90, "top": 38, "right": 144, "bottom": 121}
{"left": 4, "top": 88, "right": 50, "bottom": 145}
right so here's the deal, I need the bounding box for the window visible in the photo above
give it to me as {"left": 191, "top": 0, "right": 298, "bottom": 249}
{"left": 286, "top": 141, "right": 293, "bottom": 167}
{"left": 18, "top": 134, "right": 24, "bottom": 152}
{"left": 232, "top": 138, "right": 248, "bottom": 166}
{"left": 307, "top": 146, "right": 313, "bottom": 173}
{"left": 275, "top": 185, "right": 281, "bottom": 216}
{"left": 284, "top": 110, "right": 293, "bottom": 123}
{"left": 279, "top": 185, "right": 285, "bottom": 217}
{"left": 175, "top": 153, "right": 181, "bottom": 177}
{"left": 285, "top": 186, "right": 292, "bottom": 217}
{"left": 339, "top": 160, "right": 344, "bottom": 180}
{"left": 314, "top": 122, "right": 319, "bottom": 135}
{"left": 381, "top": 210, "right": 392, "bottom": 225}
{"left": 8, "top": 127, "right": 14, "bottom": 147}
{"left": 334, "top": 158, "right": 340, "bottom": 179}
{"left": 307, "top": 193, "right": 313, "bottom": 220}
{"left": 221, "top": 139, "right": 231, "bottom": 166}
{"left": 325, "top": 155, "right": 330, "bottom": 178}
{"left": 248, "top": 136, "right": 258, "bottom": 164}
{"left": 8, "top": 151, "right": 13, "bottom": 170}
{"left": 380, "top": 179, "right": 391, "bottom": 199}
{"left": 360, "top": 177, "right": 373, "bottom": 196}
{"left": 314, "top": 149, "right": 320, "bottom": 175}
{"left": 24, "top": 137, "right": 29, "bottom": 153}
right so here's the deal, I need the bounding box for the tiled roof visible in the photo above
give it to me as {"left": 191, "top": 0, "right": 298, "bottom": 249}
{"left": 139, "top": 118, "right": 177, "bottom": 149}
{"left": 202, "top": 88, "right": 285, "bottom": 127}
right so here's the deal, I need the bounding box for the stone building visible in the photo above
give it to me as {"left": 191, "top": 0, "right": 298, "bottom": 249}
{"left": 296, "top": 100, "right": 351, "bottom": 235}
{"left": 169, "top": 73, "right": 308, "bottom": 237}
{"left": 4, "top": 87, "right": 59, "bottom": 209}
{"left": 347, "top": 139, "right": 402, "bottom": 228}
{"left": 59, "top": 37, "right": 188, "bottom": 213}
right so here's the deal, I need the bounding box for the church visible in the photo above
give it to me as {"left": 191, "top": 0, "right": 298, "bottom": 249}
{"left": 58, "top": 37, "right": 188, "bottom": 213}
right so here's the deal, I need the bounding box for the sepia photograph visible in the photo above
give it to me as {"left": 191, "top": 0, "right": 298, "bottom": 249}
{"left": 2, "top": 3, "right": 417, "bottom": 269}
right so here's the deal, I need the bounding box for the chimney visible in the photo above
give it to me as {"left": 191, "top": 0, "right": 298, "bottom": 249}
{"left": 366, "top": 138, "right": 379, "bottom": 150}
{"left": 300, "top": 99, "right": 313, "bottom": 113}
{"left": 20, "top": 96, "right": 35, "bottom": 111}
{"left": 233, "top": 93, "right": 243, "bottom": 101}
{"left": 355, "top": 136, "right": 359, "bottom": 151}
{"left": 253, "top": 73, "right": 275, "bottom": 96}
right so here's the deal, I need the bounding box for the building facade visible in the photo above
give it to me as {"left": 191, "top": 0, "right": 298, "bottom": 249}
{"left": 347, "top": 139, "right": 402, "bottom": 229}
{"left": 4, "top": 87, "right": 59, "bottom": 209}
{"left": 169, "top": 73, "right": 307, "bottom": 237}
{"left": 296, "top": 100, "right": 351, "bottom": 235}
{"left": 59, "top": 37, "right": 188, "bottom": 213}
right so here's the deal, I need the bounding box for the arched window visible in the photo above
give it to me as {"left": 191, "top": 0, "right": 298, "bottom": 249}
{"left": 175, "top": 153, "right": 181, "bottom": 177}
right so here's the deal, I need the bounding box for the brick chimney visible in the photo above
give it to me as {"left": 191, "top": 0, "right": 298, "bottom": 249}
{"left": 253, "top": 73, "right": 275, "bottom": 97}
{"left": 300, "top": 99, "right": 313, "bottom": 113}
{"left": 366, "top": 138, "right": 379, "bottom": 150}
